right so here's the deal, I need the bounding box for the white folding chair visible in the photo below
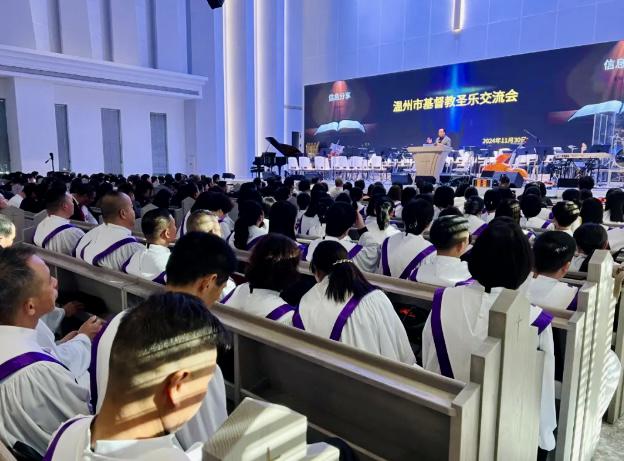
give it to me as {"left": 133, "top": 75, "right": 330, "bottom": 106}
{"left": 299, "top": 157, "right": 312, "bottom": 170}
{"left": 288, "top": 157, "right": 299, "bottom": 173}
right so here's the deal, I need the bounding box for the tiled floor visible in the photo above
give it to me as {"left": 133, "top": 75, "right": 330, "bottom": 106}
{"left": 594, "top": 418, "right": 624, "bottom": 460}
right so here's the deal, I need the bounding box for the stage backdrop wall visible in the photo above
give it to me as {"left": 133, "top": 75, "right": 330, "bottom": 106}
{"left": 304, "top": 40, "right": 624, "bottom": 154}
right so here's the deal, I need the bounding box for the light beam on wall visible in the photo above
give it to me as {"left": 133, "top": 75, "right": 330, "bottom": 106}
{"left": 452, "top": 0, "right": 464, "bottom": 32}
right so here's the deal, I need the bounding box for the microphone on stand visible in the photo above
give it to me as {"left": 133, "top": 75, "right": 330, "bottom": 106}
{"left": 45, "top": 152, "right": 55, "bottom": 172}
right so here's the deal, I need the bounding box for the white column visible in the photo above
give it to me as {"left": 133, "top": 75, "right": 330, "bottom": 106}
{"left": 223, "top": 0, "right": 255, "bottom": 177}
{"left": 58, "top": 0, "right": 93, "bottom": 57}
{"left": 0, "top": 1, "right": 37, "bottom": 49}
{"left": 254, "top": 0, "right": 284, "bottom": 150}
{"left": 109, "top": 0, "right": 142, "bottom": 65}
{"left": 284, "top": 0, "right": 303, "bottom": 149}
{"left": 153, "top": 0, "right": 188, "bottom": 73}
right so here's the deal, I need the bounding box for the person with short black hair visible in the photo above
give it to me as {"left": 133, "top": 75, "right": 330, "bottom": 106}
{"left": 0, "top": 213, "right": 16, "bottom": 248}
{"left": 69, "top": 182, "right": 97, "bottom": 224}
{"left": 223, "top": 234, "right": 302, "bottom": 327}
{"left": 483, "top": 188, "right": 502, "bottom": 222}
{"left": 379, "top": 198, "right": 436, "bottom": 279}
{"left": 268, "top": 200, "right": 298, "bottom": 241}
{"left": 548, "top": 201, "right": 580, "bottom": 235}
{"left": 33, "top": 182, "right": 85, "bottom": 255}
{"left": 45, "top": 292, "right": 229, "bottom": 460}
{"left": 421, "top": 217, "right": 556, "bottom": 454}
{"left": 395, "top": 186, "right": 417, "bottom": 219}
{"left": 412, "top": 216, "right": 472, "bottom": 286}
{"left": 463, "top": 196, "right": 487, "bottom": 237}
{"left": 298, "top": 241, "right": 415, "bottom": 364}
{"left": 604, "top": 189, "right": 624, "bottom": 223}
{"left": 179, "top": 191, "right": 234, "bottom": 239}
{"left": 75, "top": 191, "right": 143, "bottom": 270}
{"left": 580, "top": 198, "right": 605, "bottom": 227}
{"left": 520, "top": 194, "right": 548, "bottom": 229}
{"left": 295, "top": 192, "right": 311, "bottom": 234}
{"left": 571, "top": 223, "right": 609, "bottom": 272}
{"left": 526, "top": 231, "right": 578, "bottom": 311}
{"left": 304, "top": 202, "right": 378, "bottom": 272}
{"left": 578, "top": 175, "right": 595, "bottom": 191}
{"left": 561, "top": 188, "right": 581, "bottom": 207}
{"left": 123, "top": 208, "right": 176, "bottom": 284}
{"left": 228, "top": 200, "right": 267, "bottom": 251}
{"left": 433, "top": 185, "right": 455, "bottom": 218}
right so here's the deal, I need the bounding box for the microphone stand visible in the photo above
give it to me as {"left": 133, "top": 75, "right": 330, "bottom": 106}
{"left": 523, "top": 129, "right": 542, "bottom": 180}
{"left": 44, "top": 152, "right": 55, "bottom": 173}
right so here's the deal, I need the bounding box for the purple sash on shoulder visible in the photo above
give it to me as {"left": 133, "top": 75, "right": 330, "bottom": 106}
{"left": 329, "top": 288, "right": 375, "bottom": 341}
{"left": 42, "top": 417, "right": 86, "bottom": 461}
{"left": 295, "top": 217, "right": 302, "bottom": 234}
{"left": 120, "top": 255, "right": 133, "bottom": 273}
{"left": 381, "top": 237, "right": 391, "bottom": 276}
{"left": 347, "top": 244, "right": 363, "bottom": 259}
{"left": 567, "top": 290, "right": 579, "bottom": 311}
{"left": 299, "top": 243, "right": 309, "bottom": 260}
{"left": 220, "top": 288, "right": 235, "bottom": 304}
{"left": 472, "top": 223, "right": 488, "bottom": 238}
{"left": 292, "top": 311, "right": 305, "bottom": 330}
{"left": 92, "top": 237, "right": 138, "bottom": 267}
{"left": 88, "top": 320, "right": 112, "bottom": 413}
{"left": 266, "top": 304, "right": 296, "bottom": 321}
{"left": 431, "top": 288, "right": 454, "bottom": 379}
{"left": 455, "top": 277, "right": 475, "bottom": 287}
{"left": 541, "top": 220, "right": 552, "bottom": 229}
{"left": 246, "top": 235, "right": 265, "bottom": 250}
{"left": 152, "top": 271, "right": 167, "bottom": 285}
{"left": 79, "top": 240, "right": 92, "bottom": 260}
{"left": 531, "top": 310, "right": 554, "bottom": 334}
{"left": 0, "top": 352, "right": 68, "bottom": 382}
{"left": 40, "top": 224, "right": 76, "bottom": 249}
{"left": 404, "top": 245, "right": 436, "bottom": 280}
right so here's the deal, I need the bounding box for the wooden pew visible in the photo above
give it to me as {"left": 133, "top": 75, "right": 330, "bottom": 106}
{"left": 29, "top": 245, "right": 545, "bottom": 460}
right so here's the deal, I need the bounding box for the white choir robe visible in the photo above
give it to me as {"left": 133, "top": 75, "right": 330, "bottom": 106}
{"left": 525, "top": 275, "right": 578, "bottom": 311}
{"left": 219, "top": 215, "right": 234, "bottom": 239}
{"left": 226, "top": 225, "right": 268, "bottom": 250}
{"left": 75, "top": 223, "right": 143, "bottom": 271}
{"left": 544, "top": 223, "right": 574, "bottom": 237}
{"left": 413, "top": 255, "right": 472, "bottom": 287}
{"left": 33, "top": 215, "right": 85, "bottom": 255}
{"left": 568, "top": 254, "right": 586, "bottom": 272}
{"left": 297, "top": 278, "right": 416, "bottom": 365}
{"left": 177, "top": 210, "right": 191, "bottom": 238}
{"left": 538, "top": 207, "right": 553, "bottom": 221}
{"left": 123, "top": 243, "right": 170, "bottom": 284}
{"left": 421, "top": 283, "right": 556, "bottom": 450}
{"left": 222, "top": 283, "right": 298, "bottom": 327}
{"left": 7, "top": 194, "right": 23, "bottom": 208}
{"left": 44, "top": 415, "right": 202, "bottom": 461}
{"left": 485, "top": 212, "right": 496, "bottom": 223}
{"left": 295, "top": 210, "right": 305, "bottom": 234}
{"left": 520, "top": 216, "right": 548, "bottom": 230}
{"left": 304, "top": 235, "right": 379, "bottom": 273}
{"left": 377, "top": 233, "right": 436, "bottom": 279}
{"left": 358, "top": 222, "right": 400, "bottom": 246}
{"left": 607, "top": 227, "right": 624, "bottom": 253}
{"left": 466, "top": 214, "right": 486, "bottom": 236}
{"left": 299, "top": 214, "right": 321, "bottom": 236}
{"left": 0, "top": 325, "right": 90, "bottom": 455}
{"left": 221, "top": 278, "right": 237, "bottom": 301}
{"left": 307, "top": 222, "right": 327, "bottom": 238}
{"left": 92, "top": 312, "right": 227, "bottom": 450}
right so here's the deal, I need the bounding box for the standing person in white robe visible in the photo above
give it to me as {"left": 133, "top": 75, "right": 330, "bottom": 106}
{"left": 123, "top": 208, "right": 176, "bottom": 284}
{"left": 89, "top": 232, "right": 237, "bottom": 451}
{"left": 227, "top": 200, "right": 268, "bottom": 251}
{"left": 526, "top": 231, "right": 579, "bottom": 311}
{"left": 298, "top": 240, "right": 416, "bottom": 365}
{"left": 412, "top": 215, "right": 472, "bottom": 286}
{"left": 223, "top": 234, "right": 303, "bottom": 328}
{"left": 520, "top": 194, "right": 549, "bottom": 229}
{"left": 0, "top": 214, "right": 16, "bottom": 248}
{"left": 571, "top": 223, "right": 610, "bottom": 272}
{"left": 0, "top": 247, "right": 92, "bottom": 455}
{"left": 358, "top": 196, "right": 399, "bottom": 246}
{"left": 544, "top": 201, "right": 580, "bottom": 236}
{"left": 75, "top": 191, "right": 143, "bottom": 271}
{"left": 44, "top": 292, "right": 227, "bottom": 461}
{"left": 421, "top": 217, "right": 556, "bottom": 456}
{"left": 33, "top": 184, "right": 85, "bottom": 255}
{"left": 379, "top": 198, "right": 436, "bottom": 279}
{"left": 463, "top": 196, "right": 487, "bottom": 238}
{"left": 305, "top": 201, "right": 379, "bottom": 273}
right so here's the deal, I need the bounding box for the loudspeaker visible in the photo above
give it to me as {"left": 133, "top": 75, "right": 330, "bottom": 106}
{"left": 206, "top": 0, "right": 225, "bottom": 8}
{"left": 291, "top": 131, "right": 300, "bottom": 149}
{"left": 414, "top": 176, "right": 437, "bottom": 185}
{"left": 304, "top": 172, "right": 320, "bottom": 181}
{"left": 391, "top": 173, "right": 413, "bottom": 185}
{"left": 288, "top": 174, "right": 305, "bottom": 181}
{"left": 557, "top": 178, "right": 579, "bottom": 188}
{"left": 481, "top": 170, "right": 495, "bottom": 178}
{"left": 492, "top": 172, "right": 524, "bottom": 188}
{"left": 222, "top": 172, "right": 235, "bottom": 179}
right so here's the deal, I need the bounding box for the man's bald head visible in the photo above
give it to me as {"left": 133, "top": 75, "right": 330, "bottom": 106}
{"left": 101, "top": 191, "right": 135, "bottom": 229}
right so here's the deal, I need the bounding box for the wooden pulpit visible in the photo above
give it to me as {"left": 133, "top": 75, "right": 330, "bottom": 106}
{"left": 407, "top": 146, "right": 449, "bottom": 181}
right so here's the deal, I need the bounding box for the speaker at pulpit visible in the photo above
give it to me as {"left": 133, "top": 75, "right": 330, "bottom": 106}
{"left": 407, "top": 146, "right": 449, "bottom": 181}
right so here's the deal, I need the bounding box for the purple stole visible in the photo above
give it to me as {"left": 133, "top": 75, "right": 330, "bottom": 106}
{"left": 531, "top": 309, "right": 554, "bottom": 334}
{"left": 329, "top": 288, "right": 375, "bottom": 341}
{"left": 295, "top": 217, "right": 303, "bottom": 234}
{"left": 40, "top": 223, "right": 76, "bottom": 249}
{"left": 42, "top": 417, "right": 86, "bottom": 461}
{"left": 265, "top": 304, "right": 300, "bottom": 327}
{"left": 380, "top": 238, "right": 391, "bottom": 276}
{"left": 393, "top": 245, "right": 435, "bottom": 281}
{"left": 347, "top": 244, "right": 363, "bottom": 259}
{"left": 0, "top": 352, "right": 69, "bottom": 382}
{"left": 153, "top": 271, "right": 167, "bottom": 285}
{"left": 472, "top": 223, "right": 488, "bottom": 238}
{"left": 88, "top": 320, "right": 113, "bottom": 412}
{"left": 566, "top": 288, "right": 579, "bottom": 311}
{"left": 299, "top": 243, "right": 309, "bottom": 260}
{"left": 83, "top": 237, "right": 138, "bottom": 267}
{"left": 220, "top": 288, "right": 235, "bottom": 304}
{"left": 455, "top": 277, "right": 475, "bottom": 287}
{"left": 246, "top": 235, "right": 265, "bottom": 251}
{"left": 430, "top": 288, "right": 454, "bottom": 379}
{"left": 541, "top": 220, "right": 552, "bottom": 229}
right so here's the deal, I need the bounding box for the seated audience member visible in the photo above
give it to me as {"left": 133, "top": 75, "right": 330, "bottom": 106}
{"left": 483, "top": 188, "right": 502, "bottom": 222}
{"left": 305, "top": 195, "right": 333, "bottom": 238}
{"left": 223, "top": 234, "right": 302, "bottom": 327}
{"left": 526, "top": 231, "right": 578, "bottom": 311}
{"left": 186, "top": 210, "right": 222, "bottom": 236}
{"left": 580, "top": 198, "right": 608, "bottom": 230}
{"left": 0, "top": 247, "right": 91, "bottom": 455}
{"left": 298, "top": 241, "right": 415, "bottom": 364}
{"left": 561, "top": 188, "right": 581, "bottom": 207}
{"left": 394, "top": 186, "right": 417, "bottom": 219}
{"left": 123, "top": 208, "right": 176, "bottom": 284}
{"left": 69, "top": 182, "right": 97, "bottom": 224}
{"left": 571, "top": 223, "right": 609, "bottom": 272}
{"left": 0, "top": 214, "right": 16, "bottom": 248}
{"left": 179, "top": 191, "right": 233, "bottom": 239}
{"left": 295, "top": 192, "right": 311, "bottom": 234}
{"left": 464, "top": 196, "right": 487, "bottom": 237}
{"left": 269, "top": 200, "right": 298, "bottom": 241}
{"left": 578, "top": 175, "right": 595, "bottom": 193}
{"left": 0, "top": 193, "right": 8, "bottom": 209}
{"left": 90, "top": 233, "right": 237, "bottom": 451}
{"left": 520, "top": 194, "right": 548, "bottom": 229}
{"left": 33, "top": 183, "right": 85, "bottom": 255}
{"left": 421, "top": 217, "right": 556, "bottom": 455}
{"left": 7, "top": 184, "right": 24, "bottom": 208}
{"left": 439, "top": 206, "right": 462, "bottom": 217}
{"left": 329, "top": 178, "right": 344, "bottom": 198}
{"left": 604, "top": 189, "right": 624, "bottom": 224}
{"left": 388, "top": 184, "right": 402, "bottom": 207}
{"left": 358, "top": 196, "right": 400, "bottom": 246}
{"left": 580, "top": 188, "right": 593, "bottom": 201}
{"left": 45, "top": 292, "right": 228, "bottom": 460}
{"left": 228, "top": 200, "right": 268, "bottom": 250}
{"left": 412, "top": 216, "right": 471, "bottom": 286}
{"left": 19, "top": 183, "right": 44, "bottom": 213}
{"left": 298, "top": 192, "right": 324, "bottom": 236}
{"left": 152, "top": 188, "right": 172, "bottom": 209}
{"left": 379, "top": 199, "right": 435, "bottom": 279}
{"left": 75, "top": 192, "right": 143, "bottom": 270}
{"left": 304, "top": 202, "right": 377, "bottom": 272}
{"left": 297, "top": 178, "right": 311, "bottom": 195}
{"left": 433, "top": 185, "right": 455, "bottom": 218}
{"left": 548, "top": 201, "right": 580, "bottom": 235}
